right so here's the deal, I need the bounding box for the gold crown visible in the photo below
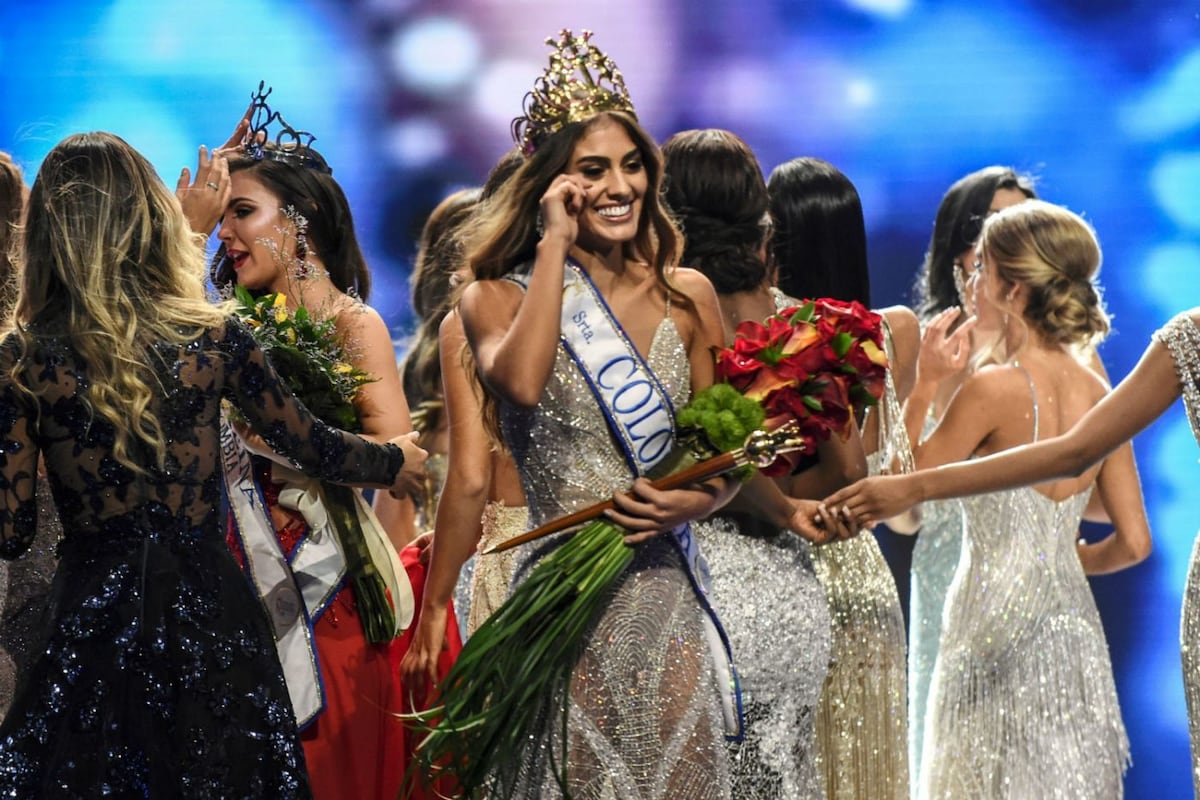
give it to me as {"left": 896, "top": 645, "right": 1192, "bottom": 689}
{"left": 512, "top": 29, "right": 636, "bottom": 155}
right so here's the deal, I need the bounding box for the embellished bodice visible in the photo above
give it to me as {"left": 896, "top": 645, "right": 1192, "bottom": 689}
{"left": 500, "top": 317, "right": 691, "bottom": 527}
{"left": 945, "top": 369, "right": 1096, "bottom": 657}
{"left": 0, "top": 318, "right": 402, "bottom": 559}
{"left": 865, "top": 319, "right": 915, "bottom": 478}
{"left": 1154, "top": 311, "right": 1200, "bottom": 447}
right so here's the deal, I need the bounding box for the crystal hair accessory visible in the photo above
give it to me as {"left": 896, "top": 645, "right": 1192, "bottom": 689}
{"left": 511, "top": 29, "right": 636, "bottom": 156}
{"left": 243, "top": 81, "right": 333, "bottom": 175}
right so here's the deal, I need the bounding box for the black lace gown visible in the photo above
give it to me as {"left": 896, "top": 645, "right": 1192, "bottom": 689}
{"left": 0, "top": 319, "right": 403, "bottom": 799}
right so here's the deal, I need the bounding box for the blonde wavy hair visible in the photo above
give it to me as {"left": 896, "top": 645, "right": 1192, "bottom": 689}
{"left": 14, "top": 132, "right": 228, "bottom": 472}
{"left": 978, "top": 199, "right": 1110, "bottom": 356}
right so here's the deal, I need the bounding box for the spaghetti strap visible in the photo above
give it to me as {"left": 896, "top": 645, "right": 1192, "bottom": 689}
{"left": 1012, "top": 361, "right": 1040, "bottom": 443}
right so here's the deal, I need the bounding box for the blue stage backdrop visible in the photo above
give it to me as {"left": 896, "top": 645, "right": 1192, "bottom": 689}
{"left": 2, "top": 1, "right": 1197, "bottom": 795}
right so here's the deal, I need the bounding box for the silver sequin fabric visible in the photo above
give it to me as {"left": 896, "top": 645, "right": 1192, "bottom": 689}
{"left": 908, "top": 414, "right": 964, "bottom": 795}
{"left": 500, "top": 314, "right": 730, "bottom": 800}
{"left": 921, "top": 486, "right": 1129, "bottom": 799}
{"left": 695, "top": 516, "right": 831, "bottom": 799}
{"left": 466, "top": 500, "right": 528, "bottom": 634}
{"left": 1153, "top": 311, "right": 1200, "bottom": 797}
{"left": 811, "top": 321, "right": 910, "bottom": 800}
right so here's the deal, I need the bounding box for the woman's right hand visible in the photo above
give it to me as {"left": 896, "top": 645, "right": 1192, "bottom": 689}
{"left": 538, "top": 174, "right": 589, "bottom": 247}
{"left": 400, "top": 606, "right": 449, "bottom": 699}
{"left": 916, "top": 307, "right": 976, "bottom": 387}
{"left": 389, "top": 431, "right": 428, "bottom": 498}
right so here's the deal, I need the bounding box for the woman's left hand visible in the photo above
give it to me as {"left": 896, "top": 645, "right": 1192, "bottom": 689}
{"left": 176, "top": 146, "right": 230, "bottom": 236}
{"left": 607, "top": 477, "right": 725, "bottom": 545}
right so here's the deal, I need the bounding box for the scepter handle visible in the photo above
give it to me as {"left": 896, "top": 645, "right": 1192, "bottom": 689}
{"left": 482, "top": 450, "right": 744, "bottom": 555}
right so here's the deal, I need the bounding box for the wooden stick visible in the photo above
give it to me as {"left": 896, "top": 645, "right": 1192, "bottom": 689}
{"left": 482, "top": 450, "right": 745, "bottom": 554}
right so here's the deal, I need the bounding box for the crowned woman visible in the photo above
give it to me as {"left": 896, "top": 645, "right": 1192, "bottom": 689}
{"left": 452, "top": 30, "right": 743, "bottom": 799}
{"left": 211, "top": 85, "right": 422, "bottom": 800}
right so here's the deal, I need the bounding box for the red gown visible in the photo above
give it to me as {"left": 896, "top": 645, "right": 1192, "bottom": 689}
{"left": 226, "top": 460, "right": 461, "bottom": 799}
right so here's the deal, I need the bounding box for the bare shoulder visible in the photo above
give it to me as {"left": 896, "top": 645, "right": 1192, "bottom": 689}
{"left": 879, "top": 305, "right": 919, "bottom": 348}
{"left": 667, "top": 266, "right": 718, "bottom": 301}
{"left": 333, "top": 299, "right": 391, "bottom": 347}
{"left": 878, "top": 305, "right": 920, "bottom": 398}
{"left": 438, "top": 307, "right": 465, "bottom": 344}
{"left": 458, "top": 278, "right": 525, "bottom": 333}
{"left": 957, "top": 362, "right": 1036, "bottom": 406}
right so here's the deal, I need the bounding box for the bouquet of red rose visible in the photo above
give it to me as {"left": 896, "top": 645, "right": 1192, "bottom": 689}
{"left": 720, "top": 298, "right": 887, "bottom": 475}
{"left": 405, "top": 297, "right": 887, "bottom": 797}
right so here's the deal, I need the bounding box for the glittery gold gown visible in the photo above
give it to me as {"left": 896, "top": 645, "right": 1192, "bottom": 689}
{"left": 500, "top": 314, "right": 729, "bottom": 799}
{"left": 919, "top": 375, "right": 1128, "bottom": 799}
{"left": 811, "top": 321, "right": 911, "bottom": 800}
{"left": 468, "top": 500, "right": 529, "bottom": 634}
{"left": 1153, "top": 311, "right": 1200, "bottom": 797}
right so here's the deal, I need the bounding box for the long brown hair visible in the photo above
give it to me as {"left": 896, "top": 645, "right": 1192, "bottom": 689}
{"left": 463, "top": 112, "right": 685, "bottom": 436}
{"left": 0, "top": 152, "right": 25, "bottom": 325}
{"left": 466, "top": 111, "right": 682, "bottom": 294}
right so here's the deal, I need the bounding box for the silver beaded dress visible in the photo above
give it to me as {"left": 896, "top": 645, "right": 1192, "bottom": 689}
{"left": 1153, "top": 311, "right": 1200, "bottom": 798}
{"left": 808, "top": 318, "right": 910, "bottom": 800}
{"left": 500, "top": 312, "right": 730, "bottom": 800}
{"left": 907, "top": 413, "right": 963, "bottom": 795}
{"left": 919, "top": 372, "right": 1128, "bottom": 799}
{"left": 694, "top": 515, "right": 830, "bottom": 799}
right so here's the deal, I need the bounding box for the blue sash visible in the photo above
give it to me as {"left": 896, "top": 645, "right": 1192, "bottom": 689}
{"left": 515, "top": 258, "right": 744, "bottom": 740}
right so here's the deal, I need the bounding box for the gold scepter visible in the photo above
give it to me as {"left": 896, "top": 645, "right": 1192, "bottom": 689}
{"left": 482, "top": 425, "right": 807, "bottom": 555}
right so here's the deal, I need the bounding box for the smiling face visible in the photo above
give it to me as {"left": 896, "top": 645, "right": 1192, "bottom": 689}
{"left": 218, "top": 171, "right": 292, "bottom": 293}
{"left": 564, "top": 117, "right": 648, "bottom": 253}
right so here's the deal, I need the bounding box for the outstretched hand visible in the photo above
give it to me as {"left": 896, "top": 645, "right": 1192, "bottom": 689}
{"left": 784, "top": 497, "right": 859, "bottom": 545}
{"left": 822, "top": 473, "right": 923, "bottom": 531}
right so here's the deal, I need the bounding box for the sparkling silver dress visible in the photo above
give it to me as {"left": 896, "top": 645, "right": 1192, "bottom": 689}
{"left": 919, "top": 373, "right": 1129, "bottom": 799}
{"left": 1153, "top": 311, "right": 1200, "bottom": 797}
{"left": 907, "top": 413, "right": 963, "bottom": 796}
{"left": 500, "top": 314, "right": 730, "bottom": 800}
{"left": 811, "top": 321, "right": 910, "bottom": 800}
{"left": 694, "top": 515, "right": 831, "bottom": 799}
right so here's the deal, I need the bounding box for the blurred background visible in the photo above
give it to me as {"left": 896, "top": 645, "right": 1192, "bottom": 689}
{"left": 1, "top": 0, "right": 1197, "bottom": 794}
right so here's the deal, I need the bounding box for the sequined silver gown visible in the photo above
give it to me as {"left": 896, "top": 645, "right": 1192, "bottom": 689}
{"left": 811, "top": 321, "right": 910, "bottom": 800}
{"left": 694, "top": 516, "right": 831, "bottom": 799}
{"left": 907, "top": 413, "right": 963, "bottom": 795}
{"left": 919, "top": 376, "right": 1128, "bottom": 799}
{"left": 1153, "top": 311, "right": 1200, "bottom": 797}
{"left": 500, "top": 314, "right": 730, "bottom": 800}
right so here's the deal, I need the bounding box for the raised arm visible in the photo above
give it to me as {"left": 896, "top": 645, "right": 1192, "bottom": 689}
{"left": 460, "top": 176, "right": 588, "bottom": 408}
{"left": 219, "top": 318, "right": 423, "bottom": 491}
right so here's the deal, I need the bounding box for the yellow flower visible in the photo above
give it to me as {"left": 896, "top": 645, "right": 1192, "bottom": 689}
{"left": 275, "top": 307, "right": 289, "bottom": 325}
{"left": 272, "top": 293, "right": 288, "bottom": 308}
{"left": 247, "top": 319, "right": 262, "bottom": 328}
{"left": 334, "top": 362, "right": 355, "bottom": 375}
